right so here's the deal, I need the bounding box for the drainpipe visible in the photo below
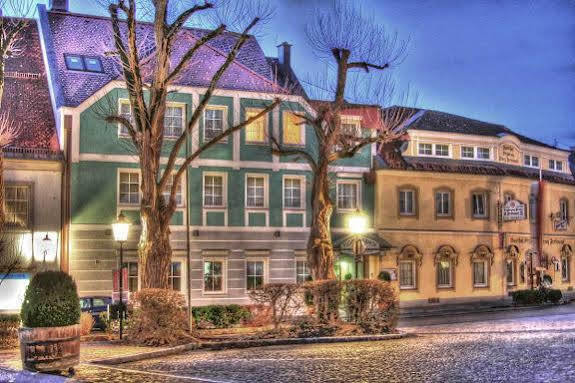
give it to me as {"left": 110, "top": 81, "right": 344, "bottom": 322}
{"left": 185, "top": 120, "right": 192, "bottom": 330}
{"left": 59, "top": 116, "right": 72, "bottom": 273}
{"left": 537, "top": 174, "right": 545, "bottom": 281}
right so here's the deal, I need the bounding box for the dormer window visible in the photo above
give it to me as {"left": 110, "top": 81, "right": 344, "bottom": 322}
{"left": 477, "top": 147, "right": 490, "bottom": 160}
{"left": 435, "top": 144, "right": 449, "bottom": 156}
{"left": 64, "top": 54, "right": 104, "bottom": 73}
{"left": 549, "top": 159, "right": 563, "bottom": 172}
{"left": 461, "top": 146, "right": 490, "bottom": 160}
{"left": 524, "top": 155, "right": 539, "bottom": 168}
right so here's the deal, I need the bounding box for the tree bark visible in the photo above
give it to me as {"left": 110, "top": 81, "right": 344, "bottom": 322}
{"left": 307, "top": 162, "right": 336, "bottom": 280}
{"left": 139, "top": 203, "right": 172, "bottom": 289}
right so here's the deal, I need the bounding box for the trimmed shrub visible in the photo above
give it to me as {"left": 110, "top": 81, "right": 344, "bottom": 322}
{"left": 192, "top": 304, "right": 251, "bottom": 329}
{"left": 546, "top": 289, "right": 563, "bottom": 304}
{"left": 249, "top": 283, "right": 302, "bottom": 329}
{"left": 127, "top": 288, "right": 192, "bottom": 346}
{"left": 304, "top": 280, "right": 342, "bottom": 323}
{"left": 511, "top": 289, "right": 546, "bottom": 305}
{"left": 343, "top": 280, "right": 398, "bottom": 334}
{"left": 80, "top": 312, "right": 94, "bottom": 335}
{"left": 291, "top": 316, "right": 339, "bottom": 338}
{"left": 377, "top": 271, "right": 391, "bottom": 282}
{"left": 20, "top": 271, "right": 81, "bottom": 328}
{"left": 0, "top": 314, "right": 20, "bottom": 349}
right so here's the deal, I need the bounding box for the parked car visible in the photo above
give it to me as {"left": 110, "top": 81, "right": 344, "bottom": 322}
{"left": 80, "top": 296, "right": 111, "bottom": 330}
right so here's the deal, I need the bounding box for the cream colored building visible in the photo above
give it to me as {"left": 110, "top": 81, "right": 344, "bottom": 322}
{"left": 372, "top": 109, "right": 575, "bottom": 308}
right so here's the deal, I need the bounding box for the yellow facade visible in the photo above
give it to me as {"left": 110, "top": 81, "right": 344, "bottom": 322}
{"left": 372, "top": 127, "right": 575, "bottom": 307}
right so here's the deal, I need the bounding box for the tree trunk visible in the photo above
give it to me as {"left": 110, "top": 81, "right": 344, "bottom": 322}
{"left": 307, "top": 163, "right": 336, "bottom": 280}
{"left": 139, "top": 208, "right": 172, "bottom": 289}
{"left": 0, "top": 151, "right": 5, "bottom": 228}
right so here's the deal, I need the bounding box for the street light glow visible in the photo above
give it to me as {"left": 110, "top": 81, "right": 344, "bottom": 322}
{"left": 112, "top": 213, "right": 131, "bottom": 242}
{"left": 348, "top": 210, "right": 368, "bottom": 235}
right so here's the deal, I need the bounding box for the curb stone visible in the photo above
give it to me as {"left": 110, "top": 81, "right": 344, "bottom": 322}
{"left": 88, "top": 332, "right": 412, "bottom": 365}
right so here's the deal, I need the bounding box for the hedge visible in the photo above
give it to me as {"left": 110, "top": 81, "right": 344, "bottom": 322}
{"left": 192, "top": 304, "right": 251, "bottom": 329}
{"left": 511, "top": 288, "right": 562, "bottom": 305}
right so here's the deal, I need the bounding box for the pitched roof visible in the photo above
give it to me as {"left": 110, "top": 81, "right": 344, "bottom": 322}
{"left": 375, "top": 155, "right": 575, "bottom": 186}
{"left": 41, "top": 10, "right": 299, "bottom": 108}
{"left": 1, "top": 18, "right": 59, "bottom": 154}
{"left": 386, "top": 107, "right": 566, "bottom": 152}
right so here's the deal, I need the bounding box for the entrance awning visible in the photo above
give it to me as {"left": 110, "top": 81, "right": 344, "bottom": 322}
{"left": 332, "top": 233, "right": 394, "bottom": 256}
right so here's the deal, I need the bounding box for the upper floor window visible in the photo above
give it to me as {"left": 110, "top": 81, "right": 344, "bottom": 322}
{"left": 529, "top": 194, "right": 537, "bottom": 223}
{"left": 461, "top": 146, "right": 489, "bottom": 160}
{"left": 549, "top": 159, "right": 563, "bottom": 172}
{"left": 472, "top": 191, "right": 488, "bottom": 218}
{"left": 164, "top": 106, "right": 184, "bottom": 138}
{"left": 524, "top": 154, "right": 539, "bottom": 168}
{"left": 418, "top": 143, "right": 432, "bottom": 156}
{"left": 162, "top": 174, "right": 183, "bottom": 206}
{"left": 399, "top": 189, "right": 416, "bottom": 216}
{"left": 245, "top": 108, "right": 267, "bottom": 143}
{"left": 203, "top": 174, "right": 225, "bottom": 207}
{"left": 283, "top": 177, "right": 303, "bottom": 209}
{"left": 64, "top": 54, "right": 103, "bottom": 73}
{"left": 416, "top": 143, "right": 450, "bottom": 157}
{"left": 246, "top": 175, "right": 267, "bottom": 208}
{"left": 476, "top": 147, "right": 490, "bottom": 160}
{"left": 503, "top": 192, "right": 514, "bottom": 203}
{"left": 283, "top": 112, "right": 305, "bottom": 145}
{"left": 435, "top": 144, "right": 449, "bottom": 157}
{"left": 435, "top": 190, "right": 451, "bottom": 217}
{"left": 461, "top": 146, "right": 474, "bottom": 158}
{"left": 337, "top": 181, "right": 360, "bottom": 211}
{"left": 204, "top": 106, "right": 226, "bottom": 142}
{"left": 119, "top": 171, "right": 140, "bottom": 205}
{"left": 560, "top": 199, "right": 569, "bottom": 221}
{"left": 4, "top": 185, "right": 31, "bottom": 229}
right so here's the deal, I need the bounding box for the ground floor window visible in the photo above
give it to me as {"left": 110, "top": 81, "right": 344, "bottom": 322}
{"left": 520, "top": 262, "right": 526, "bottom": 284}
{"left": 436, "top": 260, "right": 452, "bottom": 288}
{"left": 123, "top": 262, "right": 139, "bottom": 292}
{"left": 399, "top": 260, "right": 415, "bottom": 289}
{"left": 204, "top": 259, "right": 225, "bottom": 293}
{"left": 562, "top": 257, "right": 570, "bottom": 282}
{"left": 296, "top": 259, "right": 311, "bottom": 284}
{"left": 473, "top": 261, "right": 488, "bottom": 287}
{"left": 246, "top": 260, "right": 265, "bottom": 291}
{"left": 506, "top": 259, "right": 515, "bottom": 286}
{"left": 169, "top": 262, "right": 182, "bottom": 291}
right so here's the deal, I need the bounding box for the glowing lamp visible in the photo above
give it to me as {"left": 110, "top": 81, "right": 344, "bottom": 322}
{"left": 112, "top": 213, "right": 131, "bottom": 242}
{"left": 347, "top": 209, "right": 368, "bottom": 235}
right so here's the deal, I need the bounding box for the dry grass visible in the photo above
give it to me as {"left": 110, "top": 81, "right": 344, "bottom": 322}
{"left": 80, "top": 312, "right": 94, "bottom": 336}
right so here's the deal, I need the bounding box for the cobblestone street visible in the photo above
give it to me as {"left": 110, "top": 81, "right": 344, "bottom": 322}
{"left": 2, "top": 304, "right": 575, "bottom": 383}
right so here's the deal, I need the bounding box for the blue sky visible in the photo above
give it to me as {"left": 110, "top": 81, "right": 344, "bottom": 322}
{"left": 19, "top": 0, "right": 575, "bottom": 148}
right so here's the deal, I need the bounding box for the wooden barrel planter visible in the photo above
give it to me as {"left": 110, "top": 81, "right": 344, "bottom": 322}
{"left": 19, "top": 324, "right": 81, "bottom": 373}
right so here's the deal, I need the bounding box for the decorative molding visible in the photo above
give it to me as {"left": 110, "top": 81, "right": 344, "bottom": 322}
{"left": 397, "top": 244, "right": 423, "bottom": 267}
{"left": 471, "top": 244, "right": 494, "bottom": 265}
{"left": 434, "top": 245, "right": 458, "bottom": 266}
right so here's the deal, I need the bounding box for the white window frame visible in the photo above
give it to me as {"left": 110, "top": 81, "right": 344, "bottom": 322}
{"left": 472, "top": 260, "right": 488, "bottom": 287}
{"left": 4, "top": 183, "right": 32, "bottom": 229}
{"left": 117, "top": 99, "right": 185, "bottom": 139}
{"left": 549, "top": 159, "right": 563, "bottom": 172}
{"left": 524, "top": 154, "right": 540, "bottom": 168}
{"left": 562, "top": 256, "right": 570, "bottom": 282}
{"left": 203, "top": 105, "right": 228, "bottom": 143}
{"left": 202, "top": 172, "right": 228, "bottom": 226}
{"left": 245, "top": 257, "right": 269, "bottom": 292}
{"left": 435, "top": 144, "right": 450, "bottom": 157}
{"left": 244, "top": 173, "right": 269, "bottom": 226}
{"left": 282, "top": 175, "right": 307, "bottom": 227}
{"left": 162, "top": 172, "right": 186, "bottom": 207}
{"left": 560, "top": 199, "right": 569, "bottom": 221}
{"left": 399, "top": 260, "right": 416, "bottom": 289}
{"left": 117, "top": 168, "right": 141, "bottom": 207}
{"left": 202, "top": 257, "right": 228, "bottom": 294}
{"left": 163, "top": 102, "right": 186, "bottom": 139}
{"left": 282, "top": 111, "right": 306, "bottom": 146}
{"left": 476, "top": 147, "right": 490, "bottom": 160}
{"left": 336, "top": 179, "right": 362, "bottom": 212}
{"left": 169, "top": 261, "right": 183, "bottom": 291}
{"left": 435, "top": 190, "right": 451, "bottom": 217}
{"left": 244, "top": 107, "right": 268, "bottom": 144}
{"left": 117, "top": 99, "right": 134, "bottom": 137}
{"left": 295, "top": 256, "right": 311, "bottom": 284}
{"left": 418, "top": 142, "right": 451, "bottom": 158}
{"left": 472, "top": 192, "right": 488, "bottom": 218}
{"left": 461, "top": 146, "right": 474, "bottom": 159}
{"left": 506, "top": 259, "right": 516, "bottom": 286}
{"left": 418, "top": 143, "right": 433, "bottom": 156}
{"left": 436, "top": 260, "right": 452, "bottom": 288}
{"left": 399, "top": 188, "right": 416, "bottom": 216}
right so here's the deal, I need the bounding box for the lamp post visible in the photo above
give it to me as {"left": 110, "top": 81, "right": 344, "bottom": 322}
{"left": 347, "top": 209, "right": 367, "bottom": 279}
{"left": 112, "top": 213, "right": 130, "bottom": 340}
{"left": 41, "top": 233, "right": 52, "bottom": 269}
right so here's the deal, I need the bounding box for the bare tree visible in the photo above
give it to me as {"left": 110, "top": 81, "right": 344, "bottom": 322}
{"left": 271, "top": 1, "right": 413, "bottom": 280}
{"left": 102, "top": 0, "right": 281, "bottom": 288}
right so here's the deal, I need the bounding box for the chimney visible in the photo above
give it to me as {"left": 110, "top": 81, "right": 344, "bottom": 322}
{"left": 49, "top": 0, "right": 69, "bottom": 12}
{"left": 277, "top": 42, "right": 292, "bottom": 68}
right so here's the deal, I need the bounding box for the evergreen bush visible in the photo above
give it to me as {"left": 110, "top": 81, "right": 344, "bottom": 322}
{"left": 511, "top": 289, "right": 546, "bottom": 305}
{"left": 20, "top": 271, "right": 80, "bottom": 328}
{"left": 192, "top": 304, "right": 251, "bottom": 329}
{"left": 546, "top": 289, "right": 563, "bottom": 304}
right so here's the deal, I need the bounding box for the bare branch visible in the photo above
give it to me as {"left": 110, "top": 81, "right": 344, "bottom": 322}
{"left": 0, "top": 112, "right": 21, "bottom": 148}
{"left": 270, "top": 136, "right": 317, "bottom": 172}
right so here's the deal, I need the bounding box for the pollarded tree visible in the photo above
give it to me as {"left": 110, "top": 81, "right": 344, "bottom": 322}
{"left": 271, "top": 1, "right": 413, "bottom": 280}
{"left": 102, "top": 0, "right": 281, "bottom": 288}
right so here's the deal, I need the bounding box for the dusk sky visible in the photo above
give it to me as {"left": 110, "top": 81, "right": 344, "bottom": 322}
{"left": 21, "top": 0, "right": 575, "bottom": 149}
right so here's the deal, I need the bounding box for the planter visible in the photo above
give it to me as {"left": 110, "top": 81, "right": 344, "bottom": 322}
{"left": 19, "top": 324, "right": 80, "bottom": 373}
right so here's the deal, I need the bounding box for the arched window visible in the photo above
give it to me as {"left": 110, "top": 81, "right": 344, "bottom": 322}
{"left": 505, "top": 245, "right": 519, "bottom": 286}
{"left": 435, "top": 245, "right": 458, "bottom": 288}
{"left": 396, "top": 245, "right": 422, "bottom": 290}
{"left": 471, "top": 245, "right": 493, "bottom": 288}
{"left": 561, "top": 244, "right": 572, "bottom": 282}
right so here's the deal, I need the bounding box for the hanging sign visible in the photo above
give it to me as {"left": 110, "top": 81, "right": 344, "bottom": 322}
{"left": 502, "top": 200, "right": 526, "bottom": 221}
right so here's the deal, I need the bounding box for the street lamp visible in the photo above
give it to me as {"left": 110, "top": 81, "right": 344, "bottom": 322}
{"left": 112, "top": 213, "right": 130, "bottom": 340}
{"left": 347, "top": 209, "right": 368, "bottom": 279}
{"left": 41, "top": 233, "right": 52, "bottom": 268}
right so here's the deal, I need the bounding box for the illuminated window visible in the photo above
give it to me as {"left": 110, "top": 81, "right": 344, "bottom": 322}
{"left": 118, "top": 172, "right": 140, "bottom": 205}
{"left": 4, "top": 185, "right": 31, "bottom": 229}
{"left": 283, "top": 112, "right": 304, "bottom": 145}
{"left": 245, "top": 108, "right": 267, "bottom": 143}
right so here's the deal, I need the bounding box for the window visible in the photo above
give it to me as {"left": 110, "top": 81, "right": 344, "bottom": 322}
{"left": 204, "top": 174, "right": 224, "bottom": 207}
{"left": 472, "top": 192, "right": 488, "bottom": 218}
{"left": 246, "top": 175, "right": 266, "bottom": 208}
{"left": 246, "top": 260, "right": 265, "bottom": 291}
{"left": 529, "top": 194, "right": 537, "bottom": 223}
{"left": 520, "top": 262, "right": 526, "bottom": 284}
{"left": 204, "top": 107, "right": 225, "bottom": 141}
{"left": 118, "top": 100, "right": 134, "bottom": 136}
{"left": 506, "top": 259, "right": 515, "bottom": 286}
{"left": 524, "top": 154, "right": 539, "bottom": 168}
{"left": 169, "top": 262, "right": 182, "bottom": 291}
{"left": 203, "top": 259, "right": 224, "bottom": 292}
{"left": 418, "top": 143, "right": 432, "bottom": 155}
{"left": 296, "top": 259, "right": 310, "bottom": 284}
{"left": 477, "top": 147, "right": 490, "bottom": 159}
{"left": 461, "top": 146, "right": 474, "bottom": 158}
{"left": 162, "top": 174, "right": 183, "bottom": 206}
{"left": 4, "top": 185, "right": 31, "bottom": 228}
{"left": 399, "top": 189, "right": 416, "bottom": 216}
{"left": 337, "top": 181, "right": 359, "bottom": 211}
{"left": 283, "top": 112, "right": 304, "bottom": 145}
{"left": 437, "top": 260, "right": 452, "bottom": 288}
{"left": 164, "top": 106, "right": 184, "bottom": 138}
{"left": 245, "top": 108, "right": 267, "bottom": 143}
{"left": 562, "top": 257, "right": 570, "bottom": 282}
{"left": 473, "top": 260, "right": 487, "bottom": 287}
{"left": 549, "top": 159, "right": 563, "bottom": 172}
{"left": 435, "top": 144, "right": 449, "bottom": 157}
{"left": 399, "top": 261, "right": 415, "bottom": 289}
{"left": 435, "top": 191, "right": 451, "bottom": 217}
{"left": 64, "top": 54, "right": 103, "bottom": 73}
{"left": 123, "top": 262, "right": 139, "bottom": 292}
{"left": 284, "top": 177, "right": 302, "bottom": 209}
{"left": 119, "top": 172, "right": 140, "bottom": 205}
{"left": 560, "top": 199, "right": 569, "bottom": 221}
